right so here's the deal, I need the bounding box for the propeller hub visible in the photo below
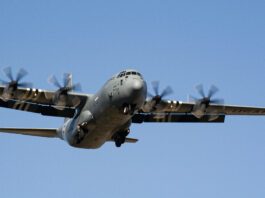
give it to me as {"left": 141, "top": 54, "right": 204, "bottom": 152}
{"left": 58, "top": 87, "right": 70, "bottom": 95}
{"left": 8, "top": 81, "right": 18, "bottom": 89}
{"left": 202, "top": 97, "right": 210, "bottom": 104}
{"left": 153, "top": 95, "right": 162, "bottom": 105}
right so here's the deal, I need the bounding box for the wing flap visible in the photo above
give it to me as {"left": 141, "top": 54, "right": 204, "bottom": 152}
{"left": 132, "top": 114, "right": 225, "bottom": 123}
{"left": 0, "top": 128, "right": 58, "bottom": 138}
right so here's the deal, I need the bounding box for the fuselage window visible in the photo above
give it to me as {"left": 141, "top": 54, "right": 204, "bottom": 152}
{"left": 126, "top": 72, "right": 132, "bottom": 75}
{"left": 132, "top": 72, "right": 136, "bottom": 75}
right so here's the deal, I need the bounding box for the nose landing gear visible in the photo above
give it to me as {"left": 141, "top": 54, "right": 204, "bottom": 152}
{"left": 113, "top": 129, "right": 130, "bottom": 147}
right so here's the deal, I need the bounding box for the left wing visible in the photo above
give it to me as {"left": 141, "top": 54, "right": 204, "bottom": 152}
{"left": 133, "top": 100, "right": 265, "bottom": 123}
{"left": 0, "top": 128, "right": 58, "bottom": 138}
{"left": 141, "top": 100, "right": 265, "bottom": 115}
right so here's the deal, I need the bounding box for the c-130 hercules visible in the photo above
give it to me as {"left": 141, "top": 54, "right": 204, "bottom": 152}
{"left": 0, "top": 67, "right": 265, "bottom": 149}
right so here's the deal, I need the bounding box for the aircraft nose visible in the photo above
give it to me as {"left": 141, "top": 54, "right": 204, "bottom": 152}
{"left": 132, "top": 80, "right": 144, "bottom": 92}
{"left": 124, "top": 78, "right": 147, "bottom": 107}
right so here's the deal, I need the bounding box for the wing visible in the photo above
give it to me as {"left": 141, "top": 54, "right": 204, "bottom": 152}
{"left": 0, "top": 128, "right": 58, "bottom": 138}
{"left": 0, "top": 86, "right": 90, "bottom": 118}
{"left": 133, "top": 100, "right": 265, "bottom": 123}
{"left": 141, "top": 100, "right": 265, "bottom": 115}
{"left": 147, "top": 100, "right": 265, "bottom": 115}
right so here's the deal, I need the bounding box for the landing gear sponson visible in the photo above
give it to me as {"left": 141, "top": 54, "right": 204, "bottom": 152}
{"left": 113, "top": 129, "right": 130, "bottom": 147}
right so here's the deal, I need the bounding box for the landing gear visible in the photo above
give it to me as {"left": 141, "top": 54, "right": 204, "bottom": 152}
{"left": 74, "top": 130, "right": 85, "bottom": 144}
{"left": 113, "top": 129, "right": 130, "bottom": 147}
{"left": 75, "top": 123, "right": 88, "bottom": 144}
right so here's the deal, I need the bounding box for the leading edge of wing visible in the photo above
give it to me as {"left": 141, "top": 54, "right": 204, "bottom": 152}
{"left": 0, "top": 86, "right": 91, "bottom": 110}
{"left": 0, "top": 128, "right": 59, "bottom": 138}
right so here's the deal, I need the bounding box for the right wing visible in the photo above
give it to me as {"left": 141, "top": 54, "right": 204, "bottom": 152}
{"left": 0, "top": 86, "right": 90, "bottom": 118}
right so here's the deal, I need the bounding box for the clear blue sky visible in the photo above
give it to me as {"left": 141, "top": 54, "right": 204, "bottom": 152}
{"left": 0, "top": 0, "right": 265, "bottom": 197}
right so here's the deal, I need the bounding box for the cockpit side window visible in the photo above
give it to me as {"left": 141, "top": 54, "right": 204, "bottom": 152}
{"left": 117, "top": 71, "right": 126, "bottom": 78}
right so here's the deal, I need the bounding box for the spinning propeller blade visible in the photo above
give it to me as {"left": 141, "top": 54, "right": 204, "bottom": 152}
{"left": 190, "top": 84, "right": 224, "bottom": 119}
{"left": 147, "top": 81, "right": 173, "bottom": 110}
{"left": 49, "top": 73, "right": 82, "bottom": 106}
{"left": 0, "top": 67, "right": 32, "bottom": 99}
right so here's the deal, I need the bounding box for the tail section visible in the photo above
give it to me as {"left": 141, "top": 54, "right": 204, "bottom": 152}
{"left": 64, "top": 73, "right": 73, "bottom": 123}
{"left": 66, "top": 73, "right": 73, "bottom": 91}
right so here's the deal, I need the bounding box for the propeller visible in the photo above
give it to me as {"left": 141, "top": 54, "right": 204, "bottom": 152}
{"left": 147, "top": 81, "right": 173, "bottom": 110}
{"left": 0, "top": 67, "right": 32, "bottom": 99}
{"left": 189, "top": 84, "right": 224, "bottom": 119}
{"left": 49, "top": 73, "right": 82, "bottom": 106}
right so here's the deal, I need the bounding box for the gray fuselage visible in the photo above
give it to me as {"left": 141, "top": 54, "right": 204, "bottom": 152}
{"left": 57, "top": 70, "right": 147, "bottom": 149}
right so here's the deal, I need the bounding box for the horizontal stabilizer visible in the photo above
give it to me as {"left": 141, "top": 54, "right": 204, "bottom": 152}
{"left": 124, "top": 138, "right": 138, "bottom": 143}
{"left": 108, "top": 137, "right": 138, "bottom": 143}
{"left": 0, "top": 128, "right": 58, "bottom": 138}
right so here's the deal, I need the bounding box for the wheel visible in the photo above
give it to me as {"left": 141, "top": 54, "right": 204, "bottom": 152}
{"left": 115, "top": 141, "right": 122, "bottom": 147}
{"left": 74, "top": 130, "right": 85, "bottom": 144}
{"left": 114, "top": 136, "right": 125, "bottom": 147}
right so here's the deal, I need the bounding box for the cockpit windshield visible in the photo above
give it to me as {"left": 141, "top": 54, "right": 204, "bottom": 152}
{"left": 117, "top": 71, "right": 142, "bottom": 78}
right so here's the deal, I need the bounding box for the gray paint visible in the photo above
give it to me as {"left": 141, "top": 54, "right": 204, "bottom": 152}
{"left": 58, "top": 70, "right": 147, "bottom": 149}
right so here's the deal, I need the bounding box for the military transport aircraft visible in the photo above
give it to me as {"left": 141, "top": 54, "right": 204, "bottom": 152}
{"left": 0, "top": 67, "right": 265, "bottom": 149}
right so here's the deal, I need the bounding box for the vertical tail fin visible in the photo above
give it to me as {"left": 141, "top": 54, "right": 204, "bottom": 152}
{"left": 66, "top": 73, "right": 73, "bottom": 91}
{"left": 64, "top": 73, "right": 73, "bottom": 123}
